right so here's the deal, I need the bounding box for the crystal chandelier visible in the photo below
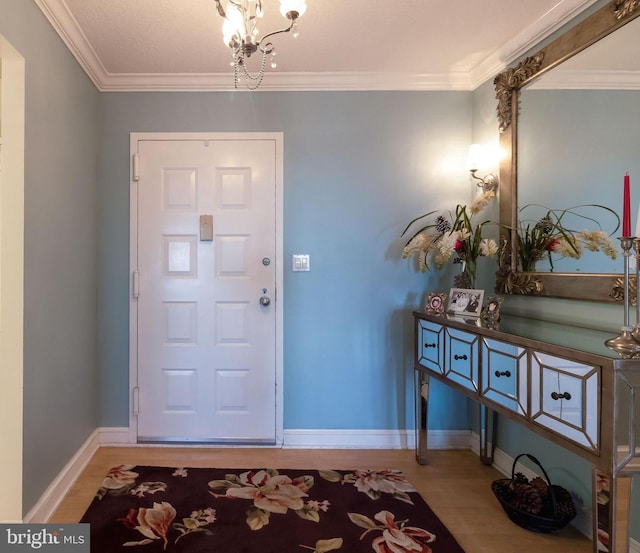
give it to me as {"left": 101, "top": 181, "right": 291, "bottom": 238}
{"left": 214, "top": 0, "right": 307, "bottom": 90}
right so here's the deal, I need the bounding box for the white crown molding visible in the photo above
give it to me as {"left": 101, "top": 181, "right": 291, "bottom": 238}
{"left": 97, "top": 71, "right": 472, "bottom": 92}
{"left": 33, "top": 0, "right": 109, "bottom": 88}
{"left": 470, "top": 0, "right": 601, "bottom": 88}
{"left": 527, "top": 69, "right": 640, "bottom": 89}
{"left": 35, "top": 0, "right": 600, "bottom": 91}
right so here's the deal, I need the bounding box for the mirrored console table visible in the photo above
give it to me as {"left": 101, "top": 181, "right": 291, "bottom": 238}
{"left": 413, "top": 311, "right": 640, "bottom": 553}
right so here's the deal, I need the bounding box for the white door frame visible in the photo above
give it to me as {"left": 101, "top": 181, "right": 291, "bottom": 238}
{"left": 0, "top": 35, "right": 25, "bottom": 523}
{"left": 128, "top": 132, "right": 284, "bottom": 445}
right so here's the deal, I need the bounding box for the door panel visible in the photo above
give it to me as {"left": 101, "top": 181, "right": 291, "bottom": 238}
{"left": 134, "top": 138, "right": 277, "bottom": 443}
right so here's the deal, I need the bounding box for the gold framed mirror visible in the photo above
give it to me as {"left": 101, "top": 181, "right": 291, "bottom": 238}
{"left": 494, "top": 0, "right": 640, "bottom": 303}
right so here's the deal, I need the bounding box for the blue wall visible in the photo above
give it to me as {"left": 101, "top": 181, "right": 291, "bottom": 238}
{"left": 6, "top": 0, "right": 638, "bottom": 537}
{"left": 98, "top": 91, "right": 474, "bottom": 432}
{"left": 0, "top": 0, "right": 100, "bottom": 516}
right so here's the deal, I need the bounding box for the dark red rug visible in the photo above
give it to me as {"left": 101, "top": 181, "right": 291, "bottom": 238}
{"left": 80, "top": 465, "right": 466, "bottom": 552}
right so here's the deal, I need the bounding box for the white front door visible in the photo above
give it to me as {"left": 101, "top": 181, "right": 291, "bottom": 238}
{"left": 131, "top": 133, "right": 281, "bottom": 443}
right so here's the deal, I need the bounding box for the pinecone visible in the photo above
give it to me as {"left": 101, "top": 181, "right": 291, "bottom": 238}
{"left": 435, "top": 215, "right": 451, "bottom": 233}
{"left": 511, "top": 483, "right": 543, "bottom": 514}
{"left": 530, "top": 476, "right": 549, "bottom": 497}
{"left": 552, "top": 487, "right": 577, "bottom": 520}
{"left": 494, "top": 469, "right": 578, "bottom": 528}
{"left": 493, "top": 480, "right": 512, "bottom": 501}
{"left": 513, "top": 472, "right": 529, "bottom": 485}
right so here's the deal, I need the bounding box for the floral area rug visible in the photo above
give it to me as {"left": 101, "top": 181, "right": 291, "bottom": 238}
{"left": 80, "top": 465, "right": 466, "bottom": 553}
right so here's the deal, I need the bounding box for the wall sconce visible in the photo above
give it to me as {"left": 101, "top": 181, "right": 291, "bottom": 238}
{"left": 467, "top": 144, "right": 499, "bottom": 194}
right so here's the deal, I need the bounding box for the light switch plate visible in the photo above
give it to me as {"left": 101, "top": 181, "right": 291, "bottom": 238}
{"left": 292, "top": 254, "right": 310, "bottom": 271}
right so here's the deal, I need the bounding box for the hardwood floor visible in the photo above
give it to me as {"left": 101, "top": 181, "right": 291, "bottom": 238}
{"left": 49, "top": 447, "right": 591, "bottom": 553}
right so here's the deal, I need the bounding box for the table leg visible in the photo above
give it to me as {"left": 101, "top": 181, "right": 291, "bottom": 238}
{"left": 479, "top": 403, "right": 497, "bottom": 465}
{"left": 593, "top": 469, "right": 632, "bottom": 553}
{"left": 415, "top": 368, "right": 429, "bottom": 465}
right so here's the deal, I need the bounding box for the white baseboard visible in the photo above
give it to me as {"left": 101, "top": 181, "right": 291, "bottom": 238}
{"left": 98, "top": 426, "right": 132, "bottom": 445}
{"left": 28, "top": 425, "right": 640, "bottom": 552}
{"left": 282, "top": 429, "right": 471, "bottom": 450}
{"left": 283, "top": 429, "right": 409, "bottom": 449}
{"left": 96, "top": 427, "right": 472, "bottom": 450}
{"left": 25, "top": 427, "right": 130, "bottom": 522}
{"left": 24, "top": 429, "right": 101, "bottom": 523}
{"left": 29, "top": 427, "right": 469, "bottom": 522}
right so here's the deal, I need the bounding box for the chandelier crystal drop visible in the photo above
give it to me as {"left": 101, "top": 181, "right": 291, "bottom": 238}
{"left": 214, "top": 0, "right": 307, "bottom": 90}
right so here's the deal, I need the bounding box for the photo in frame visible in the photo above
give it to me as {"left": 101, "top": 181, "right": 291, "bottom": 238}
{"left": 447, "top": 288, "right": 484, "bottom": 317}
{"left": 425, "top": 292, "right": 447, "bottom": 315}
{"left": 481, "top": 295, "right": 503, "bottom": 327}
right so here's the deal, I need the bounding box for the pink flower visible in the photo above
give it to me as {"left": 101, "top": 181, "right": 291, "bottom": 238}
{"left": 120, "top": 501, "right": 176, "bottom": 550}
{"left": 545, "top": 238, "right": 560, "bottom": 252}
{"left": 225, "top": 470, "right": 309, "bottom": 514}
{"left": 102, "top": 465, "right": 138, "bottom": 490}
{"left": 350, "top": 470, "right": 415, "bottom": 498}
{"left": 371, "top": 510, "right": 436, "bottom": 553}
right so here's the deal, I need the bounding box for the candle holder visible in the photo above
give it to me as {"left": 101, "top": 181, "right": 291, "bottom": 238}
{"left": 605, "top": 237, "right": 640, "bottom": 356}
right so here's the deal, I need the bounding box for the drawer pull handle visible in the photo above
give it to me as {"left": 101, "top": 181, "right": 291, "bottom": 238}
{"left": 494, "top": 370, "right": 511, "bottom": 378}
{"left": 551, "top": 392, "right": 572, "bottom": 401}
{"left": 454, "top": 354, "right": 468, "bottom": 360}
{"left": 424, "top": 343, "right": 436, "bottom": 349}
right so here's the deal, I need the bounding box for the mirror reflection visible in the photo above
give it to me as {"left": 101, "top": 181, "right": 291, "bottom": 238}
{"left": 517, "top": 16, "right": 640, "bottom": 274}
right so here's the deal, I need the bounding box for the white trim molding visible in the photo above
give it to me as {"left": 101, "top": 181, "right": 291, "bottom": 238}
{"left": 98, "top": 427, "right": 132, "bottom": 446}
{"left": 470, "top": 0, "right": 600, "bottom": 88}
{"left": 282, "top": 429, "right": 471, "bottom": 450}
{"left": 30, "top": 427, "right": 471, "bottom": 522}
{"left": 30, "top": 425, "right": 640, "bottom": 551}
{"left": 528, "top": 70, "right": 640, "bottom": 90}
{"left": 24, "top": 430, "right": 101, "bottom": 523}
{"left": 0, "top": 32, "right": 25, "bottom": 525}
{"left": 128, "top": 132, "right": 284, "bottom": 447}
{"left": 33, "top": 0, "right": 598, "bottom": 92}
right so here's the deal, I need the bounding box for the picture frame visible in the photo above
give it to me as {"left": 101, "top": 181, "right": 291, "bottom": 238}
{"left": 425, "top": 292, "right": 447, "bottom": 315}
{"left": 447, "top": 288, "right": 484, "bottom": 317}
{"left": 481, "top": 295, "right": 503, "bottom": 327}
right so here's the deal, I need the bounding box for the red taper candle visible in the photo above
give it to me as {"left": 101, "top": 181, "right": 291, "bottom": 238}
{"left": 623, "top": 173, "right": 631, "bottom": 236}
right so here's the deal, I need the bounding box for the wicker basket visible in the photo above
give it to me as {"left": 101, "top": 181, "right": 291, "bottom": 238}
{"left": 491, "top": 453, "right": 576, "bottom": 533}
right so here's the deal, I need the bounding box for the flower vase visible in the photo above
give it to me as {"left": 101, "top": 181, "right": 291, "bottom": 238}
{"left": 519, "top": 252, "right": 538, "bottom": 272}
{"left": 454, "top": 260, "right": 476, "bottom": 289}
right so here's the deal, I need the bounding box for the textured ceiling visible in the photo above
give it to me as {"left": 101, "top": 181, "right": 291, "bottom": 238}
{"left": 34, "top": 0, "right": 601, "bottom": 91}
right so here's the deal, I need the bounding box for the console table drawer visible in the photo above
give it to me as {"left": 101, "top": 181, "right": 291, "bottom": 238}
{"left": 481, "top": 337, "right": 527, "bottom": 415}
{"left": 444, "top": 327, "right": 479, "bottom": 392}
{"left": 417, "top": 319, "right": 445, "bottom": 374}
{"left": 530, "top": 351, "right": 600, "bottom": 452}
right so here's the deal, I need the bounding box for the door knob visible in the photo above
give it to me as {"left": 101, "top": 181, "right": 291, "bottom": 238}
{"left": 260, "top": 289, "right": 271, "bottom": 306}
